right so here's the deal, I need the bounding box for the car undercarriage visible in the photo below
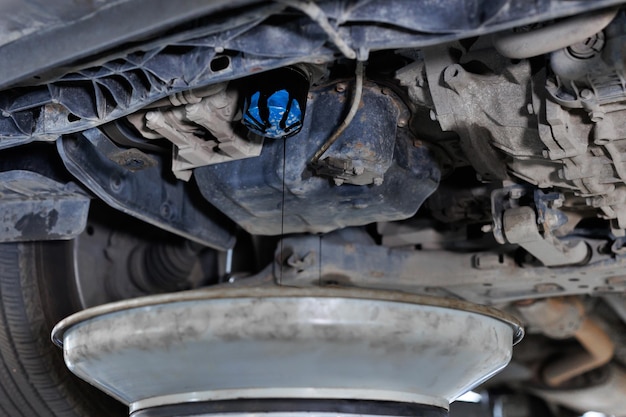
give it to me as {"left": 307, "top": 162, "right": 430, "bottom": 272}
{"left": 1, "top": 1, "right": 626, "bottom": 416}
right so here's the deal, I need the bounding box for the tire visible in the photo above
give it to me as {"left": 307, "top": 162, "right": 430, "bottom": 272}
{"left": 0, "top": 241, "right": 127, "bottom": 417}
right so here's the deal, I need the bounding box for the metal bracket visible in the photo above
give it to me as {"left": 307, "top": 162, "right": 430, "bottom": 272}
{"left": 274, "top": 231, "right": 622, "bottom": 305}
{"left": 57, "top": 128, "right": 235, "bottom": 250}
{"left": 139, "top": 83, "right": 264, "bottom": 181}
{"left": 502, "top": 206, "right": 588, "bottom": 267}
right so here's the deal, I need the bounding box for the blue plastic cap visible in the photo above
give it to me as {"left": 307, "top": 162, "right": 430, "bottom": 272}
{"left": 243, "top": 89, "right": 303, "bottom": 139}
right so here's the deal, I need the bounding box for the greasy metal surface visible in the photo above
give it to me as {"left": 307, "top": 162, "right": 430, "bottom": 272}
{"left": 194, "top": 83, "right": 439, "bottom": 235}
{"left": 421, "top": 16, "right": 626, "bottom": 232}
{"left": 52, "top": 287, "right": 522, "bottom": 412}
{"left": 502, "top": 206, "right": 589, "bottom": 267}
{"left": 277, "top": 231, "right": 626, "bottom": 305}
{"left": 0, "top": 170, "right": 89, "bottom": 242}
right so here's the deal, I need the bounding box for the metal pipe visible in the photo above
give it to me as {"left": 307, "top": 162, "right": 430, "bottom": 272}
{"left": 310, "top": 60, "right": 365, "bottom": 164}
{"left": 516, "top": 297, "right": 615, "bottom": 387}
{"left": 493, "top": 7, "right": 619, "bottom": 59}
{"left": 543, "top": 317, "right": 615, "bottom": 387}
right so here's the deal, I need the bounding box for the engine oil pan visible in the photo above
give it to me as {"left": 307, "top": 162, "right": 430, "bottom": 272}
{"left": 194, "top": 83, "right": 440, "bottom": 236}
{"left": 52, "top": 287, "right": 523, "bottom": 417}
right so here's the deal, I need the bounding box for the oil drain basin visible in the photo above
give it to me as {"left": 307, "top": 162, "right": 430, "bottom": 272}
{"left": 52, "top": 287, "right": 523, "bottom": 417}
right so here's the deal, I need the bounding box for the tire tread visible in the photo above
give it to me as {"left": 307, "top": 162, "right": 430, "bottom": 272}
{"left": 0, "top": 243, "right": 120, "bottom": 417}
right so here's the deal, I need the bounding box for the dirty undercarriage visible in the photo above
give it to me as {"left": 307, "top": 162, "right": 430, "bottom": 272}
{"left": 2, "top": 1, "right": 626, "bottom": 417}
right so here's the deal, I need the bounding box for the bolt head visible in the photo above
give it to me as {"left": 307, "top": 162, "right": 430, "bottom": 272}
{"left": 580, "top": 89, "right": 594, "bottom": 100}
{"left": 509, "top": 189, "right": 524, "bottom": 199}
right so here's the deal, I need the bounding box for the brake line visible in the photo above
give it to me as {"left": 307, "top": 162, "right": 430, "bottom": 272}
{"left": 311, "top": 60, "right": 365, "bottom": 165}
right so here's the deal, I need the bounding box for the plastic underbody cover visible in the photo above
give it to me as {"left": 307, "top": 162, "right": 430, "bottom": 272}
{"left": 194, "top": 82, "right": 440, "bottom": 235}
